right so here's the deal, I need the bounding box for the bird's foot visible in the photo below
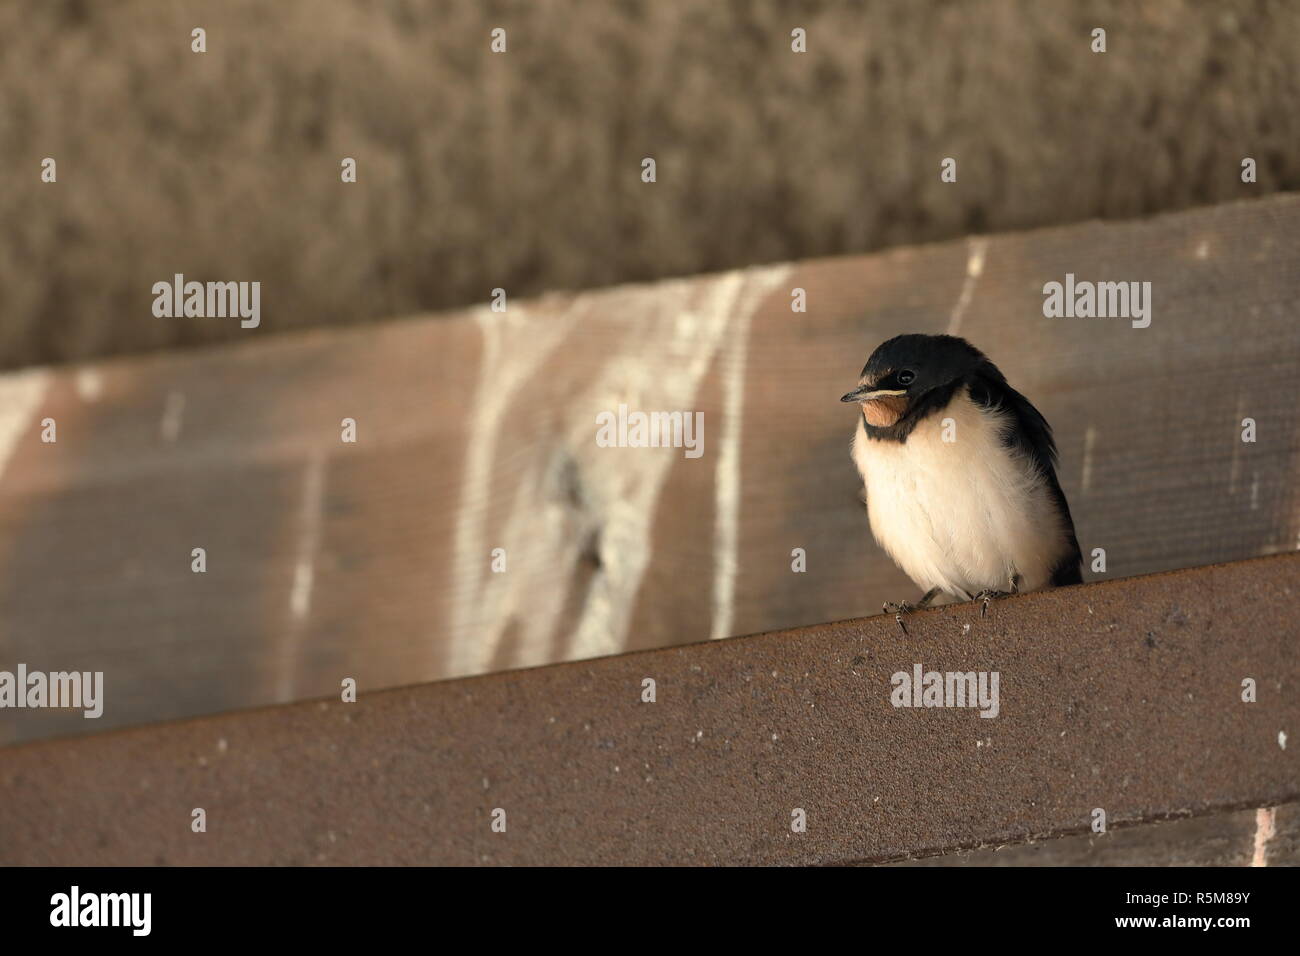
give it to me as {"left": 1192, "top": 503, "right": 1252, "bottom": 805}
{"left": 883, "top": 588, "right": 941, "bottom": 635}
{"left": 974, "top": 575, "right": 1020, "bottom": 618}
{"left": 883, "top": 601, "right": 915, "bottom": 635}
{"left": 974, "top": 589, "right": 1012, "bottom": 618}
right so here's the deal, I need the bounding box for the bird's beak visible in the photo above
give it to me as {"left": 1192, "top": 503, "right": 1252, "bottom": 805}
{"left": 840, "top": 385, "right": 907, "bottom": 403}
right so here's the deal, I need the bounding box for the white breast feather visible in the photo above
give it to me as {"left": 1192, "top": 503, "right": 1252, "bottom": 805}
{"left": 852, "top": 389, "right": 1070, "bottom": 599}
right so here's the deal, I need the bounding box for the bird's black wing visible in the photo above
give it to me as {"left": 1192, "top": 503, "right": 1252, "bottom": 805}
{"left": 967, "top": 364, "right": 1084, "bottom": 586}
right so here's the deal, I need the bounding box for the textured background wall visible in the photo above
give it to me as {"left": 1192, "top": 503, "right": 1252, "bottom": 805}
{"left": 1, "top": 0, "right": 1296, "bottom": 370}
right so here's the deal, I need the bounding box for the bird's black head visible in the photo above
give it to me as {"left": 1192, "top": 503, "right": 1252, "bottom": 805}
{"left": 840, "top": 333, "right": 993, "bottom": 440}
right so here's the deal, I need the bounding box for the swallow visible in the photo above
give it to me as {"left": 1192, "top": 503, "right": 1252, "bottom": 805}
{"left": 841, "top": 333, "right": 1082, "bottom": 633}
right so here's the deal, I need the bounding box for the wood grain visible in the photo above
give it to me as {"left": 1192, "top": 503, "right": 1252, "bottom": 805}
{"left": 1, "top": 195, "right": 1298, "bottom": 743}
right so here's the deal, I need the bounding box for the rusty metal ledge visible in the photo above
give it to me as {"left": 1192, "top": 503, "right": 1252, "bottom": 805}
{"left": 2, "top": 554, "right": 1297, "bottom": 866}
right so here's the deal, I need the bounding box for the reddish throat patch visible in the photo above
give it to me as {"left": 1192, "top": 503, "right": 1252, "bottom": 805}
{"left": 862, "top": 395, "right": 908, "bottom": 427}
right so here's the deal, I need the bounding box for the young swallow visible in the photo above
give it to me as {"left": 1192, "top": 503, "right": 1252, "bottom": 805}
{"left": 841, "top": 334, "right": 1082, "bottom": 633}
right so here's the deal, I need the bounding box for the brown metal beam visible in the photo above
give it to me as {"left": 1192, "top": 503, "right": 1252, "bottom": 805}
{"left": 2, "top": 553, "right": 1296, "bottom": 865}
{"left": 886, "top": 803, "right": 1299, "bottom": 866}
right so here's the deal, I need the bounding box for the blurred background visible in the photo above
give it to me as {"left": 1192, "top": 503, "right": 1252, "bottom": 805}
{"left": 1, "top": 0, "right": 1298, "bottom": 369}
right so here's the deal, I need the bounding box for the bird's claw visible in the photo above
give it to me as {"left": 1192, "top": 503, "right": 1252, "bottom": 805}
{"left": 975, "top": 575, "right": 1021, "bottom": 618}
{"left": 974, "top": 589, "right": 1011, "bottom": 618}
{"left": 883, "top": 601, "right": 915, "bottom": 635}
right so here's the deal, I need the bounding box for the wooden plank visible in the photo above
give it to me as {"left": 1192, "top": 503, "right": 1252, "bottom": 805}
{"left": 2, "top": 195, "right": 1299, "bottom": 742}
{"left": 1, "top": 554, "right": 1296, "bottom": 865}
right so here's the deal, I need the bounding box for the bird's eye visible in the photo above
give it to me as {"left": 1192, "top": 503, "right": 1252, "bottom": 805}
{"left": 896, "top": 369, "right": 916, "bottom": 386}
